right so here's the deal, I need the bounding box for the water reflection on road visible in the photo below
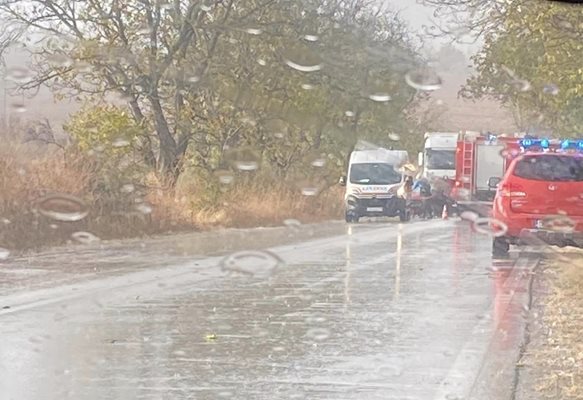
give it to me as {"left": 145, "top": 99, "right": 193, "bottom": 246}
{"left": 0, "top": 220, "right": 537, "bottom": 400}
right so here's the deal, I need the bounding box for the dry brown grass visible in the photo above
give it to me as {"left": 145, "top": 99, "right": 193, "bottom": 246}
{"left": 0, "top": 141, "right": 343, "bottom": 251}
{"left": 532, "top": 251, "right": 583, "bottom": 399}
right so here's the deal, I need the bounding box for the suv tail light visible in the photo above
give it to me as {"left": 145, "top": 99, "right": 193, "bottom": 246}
{"left": 498, "top": 182, "right": 526, "bottom": 198}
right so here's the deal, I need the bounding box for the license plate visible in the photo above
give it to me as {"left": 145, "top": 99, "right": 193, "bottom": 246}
{"left": 367, "top": 207, "right": 383, "bottom": 212}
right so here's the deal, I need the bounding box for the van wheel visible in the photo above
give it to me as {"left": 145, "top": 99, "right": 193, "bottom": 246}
{"left": 493, "top": 236, "right": 510, "bottom": 258}
{"left": 345, "top": 213, "right": 359, "bottom": 223}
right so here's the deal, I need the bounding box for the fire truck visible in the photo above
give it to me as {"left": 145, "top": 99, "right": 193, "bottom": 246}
{"left": 452, "top": 131, "right": 525, "bottom": 202}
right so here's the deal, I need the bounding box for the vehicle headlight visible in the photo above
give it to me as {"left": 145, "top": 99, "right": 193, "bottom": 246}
{"left": 346, "top": 195, "right": 358, "bottom": 206}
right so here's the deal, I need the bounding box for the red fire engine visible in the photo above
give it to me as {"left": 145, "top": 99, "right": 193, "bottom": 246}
{"left": 452, "top": 132, "right": 523, "bottom": 202}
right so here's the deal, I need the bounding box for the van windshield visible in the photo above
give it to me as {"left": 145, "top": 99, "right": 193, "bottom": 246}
{"left": 514, "top": 155, "right": 583, "bottom": 182}
{"left": 349, "top": 163, "right": 402, "bottom": 185}
{"left": 426, "top": 149, "right": 456, "bottom": 170}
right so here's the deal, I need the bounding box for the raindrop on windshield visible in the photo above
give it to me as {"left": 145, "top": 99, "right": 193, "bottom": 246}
{"left": 214, "top": 170, "right": 235, "bottom": 185}
{"left": 11, "top": 103, "right": 26, "bottom": 113}
{"left": 120, "top": 184, "right": 135, "bottom": 194}
{"left": 257, "top": 58, "right": 267, "bottom": 66}
{"left": 72, "top": 231, "right": 101, "bottom": 244}
{"left": 539, "top": 215, "right": 576, "bottom": 233}
{"left": 404, "top": 68, "right": 442, "bottom": 91}
{"left": 112, "top": 138, "right": 130, "bottom": 148}
{"left": 0, "top": 247, "right": 10, "bottom": 260}
{"left": 6, "top": 66, "right": 32, "bottom": 83}
{"left": 311, "top": 158, "right": 325, "bottom": 167}
{"left": 245, "top": 28, "right": 263, "bottom": 35}
{"left": 283, "top": 46, "right": 323, "bottom": 72}
{"left": 303, "top": 34, "right": 319, "bottom": 42}
{"left": 301, "top": 83, "right": 314, "bottom": 90}
{"left": 135, "top": 203, "right": 153, "bottom": 215}
{"left": 220, "top": 250, "right": 283, "bottom": 279}
{"left": 283, "top": 219, "right": 302, "bottom": 229}
{"left": 46, "top": 53, "right": 73, "bottom": 67}
{"left": 472, "top": 217, "right": 508, "bottom": 237}
{"left": 345, "top": 110, "right": 355, "bottom": 117}
{"left": 300, "top": 185, "right": 319, "bottom": 196}
{"left": 388, "top": 132, "right": 400, "bottom": 141}
{"left": 35, "top": 194, "right": 89, "bottom": 222}
{"left": 543, "top": 84, "right": 559, "bottom": 95}
{"left": 224, "top": 147, "right": 260, "bottom": 171}
{"left": 460, "top": 211, "right": 479, "bottom": 222}
{"left": 368, "top": 93, "right": 391, "bottom": 102}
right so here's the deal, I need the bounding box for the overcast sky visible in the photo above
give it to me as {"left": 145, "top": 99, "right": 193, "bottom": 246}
{"left": 381, "top": 0, "right": 481, "bottom": 58}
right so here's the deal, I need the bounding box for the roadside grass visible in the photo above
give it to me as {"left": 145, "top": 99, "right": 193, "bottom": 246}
{"left": 0, "top": 141, "right": 343, "bottom": 251}
{"left": 532, "top": 249, "right": 583, "bottom": 399}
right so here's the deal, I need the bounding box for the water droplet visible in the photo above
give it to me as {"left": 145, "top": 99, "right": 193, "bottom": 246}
{"left": 71, "top": 231, "right": 100, "bottom": 244}
{"left": 46, "top": 53, "right": 73, "bottom": 67}
{"left": 35, "top": 194, "right": 89, "bottom": 222}
{"left": 49, "top": 224, "right": 59, "bottom": 230}
{"left": 472, "top": 217, "right": 508, "bottom": 237}
{"left": 284, "top": 59, "right": 322, "bottom": 72}
{"left": 200, "top": 4, "right": 212, "bottom": 11}
{"left": 460, "top": 211, "right": 479, "bottom": 222}
{"left": 388, "top": 133, "right": 400, "bottom": 141}
{"left": 301, "top": 187, "right": 319, "bottom": 196}
{"left": 135, "top": 203, "right": 153, "bottom": 214}
{"left": 220, "top": 250, "right": 283, "bottom": 279}
{"left": 354, "top": 139, "right": 381, "bottom": 151}
{"left": 11, "top": 103, "right": 26, "bottom": 113}
{"left": 303, "top": 34, "right": 319, "bottom": 42}
{"left": 344, "top": 110, "right": 355, "bottom": 117}
{"left": 245, "top": 28, "right": 262, "bottom": 35}
{"left": 283, "top": 219, "right": 301, "bottom": 229}
{"left": 368, "top": 93, "right": 391, "bottom": 102}
{"left": 0, "top": 247, "right": 10, "bottom": 260}
{"left": 539, "top": 215, "right": 576, "bottom": 233}
{"left": 499, "top": 147, "right": 520, "bottom": 158}
{"left": 301, "top": 83, "right": 314, "bottom": 90}
{"left": 257, "top": 58, "right": 267, "bottom": 66}
{"left": 543, "top": 84, "right": 559, "bottom": 95}
{"left": 214, "top": 170, "right": 234, "bottom": 185}
{"left": 187, "top": 75, "right": 200, "bottom": 83}
{"left": 224, "top": 147, "right": 260, "bottom": 171}
{"left": 1, "top": 218, "right": 11, "bottom": 225}
{"left": 305, "top": 328, "right": 330, "bottom": 341}
{"left": 120, "top": 184, "right": 135, "bottom": 194}
{"left": 284, "top": 46, "right": 323, "bottom": 73}
{"left": 311, "top": 158, "right": 325, "bottom": 167}
{"left": 112, "top": 138, "right": 130, "bottom": 148}
{"left": 6, "top": 66, "right": 32, "bottom": 83}
{"left": 405, "top": 68, "right": 442, "bottom": 91}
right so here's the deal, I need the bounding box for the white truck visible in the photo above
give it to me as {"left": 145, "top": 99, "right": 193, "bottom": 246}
{"left": 339, "top": 148, "right": 410, "bottom": 223}
{"left": 418, "top": 132, "right": 460, "bottom": 181}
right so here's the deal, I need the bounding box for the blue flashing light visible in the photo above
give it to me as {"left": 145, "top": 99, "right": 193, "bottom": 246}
{"left": 561, "top": 139, "right": 570, "bottom": 149}
{"left": 520, "top": 138, "right": 534, "bottom": 148}
{"left": 578, "top": 140, "right": 583, "bottom": 150}
{"left": 540, "top": 138, "right": 550, "bottom": 149}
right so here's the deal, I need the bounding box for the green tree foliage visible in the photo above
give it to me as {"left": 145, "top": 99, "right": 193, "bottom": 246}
{"left": 64, "top": 105, "right": 143, "bottom": 154}
{"left": 464, "top": 2, "right": 583, "bottom": 136}
{"left": 423, "top": 0, "right": 583, "bottom": 136}
{"left": 1, "top": 0, "right": 426, "bottom": 185}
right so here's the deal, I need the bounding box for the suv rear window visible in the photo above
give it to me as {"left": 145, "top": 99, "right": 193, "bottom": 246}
{"left": 514, "top": 154, "right": 583, "bottom": 182}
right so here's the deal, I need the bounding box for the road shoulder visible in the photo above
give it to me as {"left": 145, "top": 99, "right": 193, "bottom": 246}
{"left": 515, "top": 249, "right": 583, "bottom": 400}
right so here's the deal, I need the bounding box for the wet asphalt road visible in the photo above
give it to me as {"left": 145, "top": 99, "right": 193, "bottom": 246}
{"left": 0, "top": 219, "right": 538, "bottom": 400}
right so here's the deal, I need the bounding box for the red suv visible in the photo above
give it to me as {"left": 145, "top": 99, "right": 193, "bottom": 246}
{"left": 491, "top": 152, "right": 583, "bottom": 256}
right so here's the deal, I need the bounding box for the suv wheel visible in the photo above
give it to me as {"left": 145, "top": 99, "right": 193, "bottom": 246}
{"left": 492, "top": 236, "right": 510, "bottom": 258}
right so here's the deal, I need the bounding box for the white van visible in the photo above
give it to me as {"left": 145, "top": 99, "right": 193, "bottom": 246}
{"left": 339, "top": 148, "right": 410, "bottom": 223}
